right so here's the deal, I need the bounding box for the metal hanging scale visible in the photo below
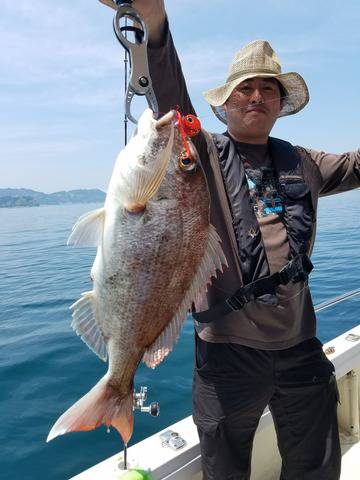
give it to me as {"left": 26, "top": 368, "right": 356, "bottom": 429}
{"left": 100, "top": 0, "right": 159, "bottom": 124}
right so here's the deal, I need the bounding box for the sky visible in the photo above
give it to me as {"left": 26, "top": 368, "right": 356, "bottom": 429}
{"left": 1, "top": 0, "right": 360, "bottom": 193}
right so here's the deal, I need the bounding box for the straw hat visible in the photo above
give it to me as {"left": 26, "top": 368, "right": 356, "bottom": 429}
{"left": 203, "top": 40, "right": 309, "bottom": 125}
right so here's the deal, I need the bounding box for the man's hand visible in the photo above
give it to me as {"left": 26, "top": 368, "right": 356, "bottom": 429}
{"left": 133, "top": 0, "right": 166, "bottom": 46}
{"left": 132, "top": 0, "right": 165, "bottom": 20}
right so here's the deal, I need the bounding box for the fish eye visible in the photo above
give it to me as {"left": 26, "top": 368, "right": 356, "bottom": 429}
{"left": 178, "top": 155, "right": 197, "bottom": 172}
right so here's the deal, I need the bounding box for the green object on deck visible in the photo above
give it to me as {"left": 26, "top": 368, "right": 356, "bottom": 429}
{"left": 121, "top": 469, "right": 152, "bottom": 480}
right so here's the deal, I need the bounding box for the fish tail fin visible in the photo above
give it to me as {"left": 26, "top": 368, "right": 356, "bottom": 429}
{"left": 47, "top": 375, "right": 133, "bottom": 444}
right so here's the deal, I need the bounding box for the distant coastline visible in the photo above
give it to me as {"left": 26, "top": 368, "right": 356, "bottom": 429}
{"left": 0, "top": 188, "right": 106, "bottom": 208}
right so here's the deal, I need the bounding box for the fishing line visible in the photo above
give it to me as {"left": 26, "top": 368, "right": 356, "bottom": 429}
{"left": 124, "top": 14, "right": 129, "bottom": 145}
{"left": 276, "top": 280, "right": 309, "bottom": 304}
{"left": 115, "top": 92, "right": 303, "bottom": 134}
{"left": 140, "top": 92, "right": 303, "bottom": 122}
{"left": 206, "top": 92, "right": 303, "bottom": 117}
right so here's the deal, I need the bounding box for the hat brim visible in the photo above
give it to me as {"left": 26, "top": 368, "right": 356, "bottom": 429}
{"left": 203, "top": 72, "right": 309, "bottom": 125}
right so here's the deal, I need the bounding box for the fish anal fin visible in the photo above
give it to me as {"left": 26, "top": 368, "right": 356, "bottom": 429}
{"left": 70, "top": 291, "right": 108, "bottom": 362}
{"left": 67, "top": 207, "right": 105, "bottom": 247}
{"left": 143, "top": 224, "right": 227, "bottom": 369}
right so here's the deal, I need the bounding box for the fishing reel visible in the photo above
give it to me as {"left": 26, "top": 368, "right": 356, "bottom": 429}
{"left": 133, "top": 386, "right": 160, "bottom": 417}
{"left": 118, "top": 385, "right": 159, "bottom": 471}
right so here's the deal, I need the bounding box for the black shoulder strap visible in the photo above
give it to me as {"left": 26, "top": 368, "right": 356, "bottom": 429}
{"left": 193, "top": 253, "right": 313, "bottom": 323}
{"left": 212, "top": 132, "right": 271, "bottom": 287}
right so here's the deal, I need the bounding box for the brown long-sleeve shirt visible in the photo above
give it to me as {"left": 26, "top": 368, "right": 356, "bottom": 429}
{"left": 148, "top": 24, "right": 360, "bottom": 349}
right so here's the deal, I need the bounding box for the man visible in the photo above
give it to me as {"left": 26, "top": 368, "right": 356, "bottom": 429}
{"left": 128, "top": 1, "right": 360, "bottom": 478}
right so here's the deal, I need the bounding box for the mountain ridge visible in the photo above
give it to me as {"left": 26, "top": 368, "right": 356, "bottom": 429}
{"left": 0, "top": 188, "right": 106, "bottom": 208}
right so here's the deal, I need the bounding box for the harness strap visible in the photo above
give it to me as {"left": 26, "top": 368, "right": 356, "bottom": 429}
{"left": 193, "top": 253, "right": 313, "bottom": 323}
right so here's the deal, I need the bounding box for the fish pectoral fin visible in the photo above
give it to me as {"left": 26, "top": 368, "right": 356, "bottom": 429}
{"left": 67, "top": 207, "right": 105, "bottom": 247}
{"left": 47, "top": 376, "right": 134, "bottom": 444}
{"left": 70, "top": 291, "right": 108, "bottom": 362}
{"left": 143, "top": 224, "right": 227, "bottom": 369}
{"left": 115, "top": 122, "right": 174, "bottom": 211}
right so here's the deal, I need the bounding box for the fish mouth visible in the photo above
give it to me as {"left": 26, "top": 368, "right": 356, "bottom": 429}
{"left": 155, "top": 110, "right": 177, "bottom": 129}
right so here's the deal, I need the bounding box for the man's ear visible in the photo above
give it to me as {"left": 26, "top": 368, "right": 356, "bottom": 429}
{"left": 279, "top": 98, "right": 285, "bottom": 111}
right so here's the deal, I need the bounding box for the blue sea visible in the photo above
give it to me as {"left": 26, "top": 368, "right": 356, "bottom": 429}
{"left": 1, "top": 190, "right": 360, "bottom": 480}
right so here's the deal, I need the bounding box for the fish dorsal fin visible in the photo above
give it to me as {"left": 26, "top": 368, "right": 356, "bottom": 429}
{"left": 70, "top": 291, "right": 108, "bottom": 362}
{"left": 143, "top": 225, "right": 227, "bottom": 369}
{"left": 67, "top": 208, "right": 105, "bottom": 247}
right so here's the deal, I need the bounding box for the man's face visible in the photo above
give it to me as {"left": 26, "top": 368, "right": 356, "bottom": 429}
{"left": 223, "top": 77, "right": 284, "bottom": 143}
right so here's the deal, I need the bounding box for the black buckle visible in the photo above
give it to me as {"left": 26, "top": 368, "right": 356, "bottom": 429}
{"left": 226, "top": 293, "right": 249, "bottom": 312}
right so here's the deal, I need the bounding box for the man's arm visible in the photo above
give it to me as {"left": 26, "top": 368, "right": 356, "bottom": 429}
{"left": 134, "top": 1, "right": 208, "bottom": 155}
{"left": 307, "top": 148, "right": 360, "bottom": 196}
{"left": 133, "top": 1, "right": 196, "bottom": 116}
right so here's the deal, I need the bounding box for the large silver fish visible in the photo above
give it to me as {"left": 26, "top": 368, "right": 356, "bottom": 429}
{"left": 47, "top": 109, "right": 226, "bottom": 444}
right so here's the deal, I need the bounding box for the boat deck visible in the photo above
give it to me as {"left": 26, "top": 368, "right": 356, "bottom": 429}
{"left": 71, "top": 325, "right": 360, "bottom": 480}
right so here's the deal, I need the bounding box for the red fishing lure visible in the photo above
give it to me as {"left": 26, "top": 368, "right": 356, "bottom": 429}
{"left": 174, "top": 109, "right": 201, "bottom": 159}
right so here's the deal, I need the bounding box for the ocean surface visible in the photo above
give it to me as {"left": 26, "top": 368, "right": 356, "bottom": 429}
{"left": 1, "top": 190, "right": 360, "bottom": 480}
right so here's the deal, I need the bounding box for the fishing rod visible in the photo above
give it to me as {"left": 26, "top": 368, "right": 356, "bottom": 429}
{"left": 99, "top": 1, "right": 161, "bottom": 470}
{"left": 314, "top": 287, "right": 360, "bottom": 313}
{"left": 122, "top": 1, "right": 129, "bottom": 145}
{"left": 314, "top": 287, "right": 360, "bottom": 355}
